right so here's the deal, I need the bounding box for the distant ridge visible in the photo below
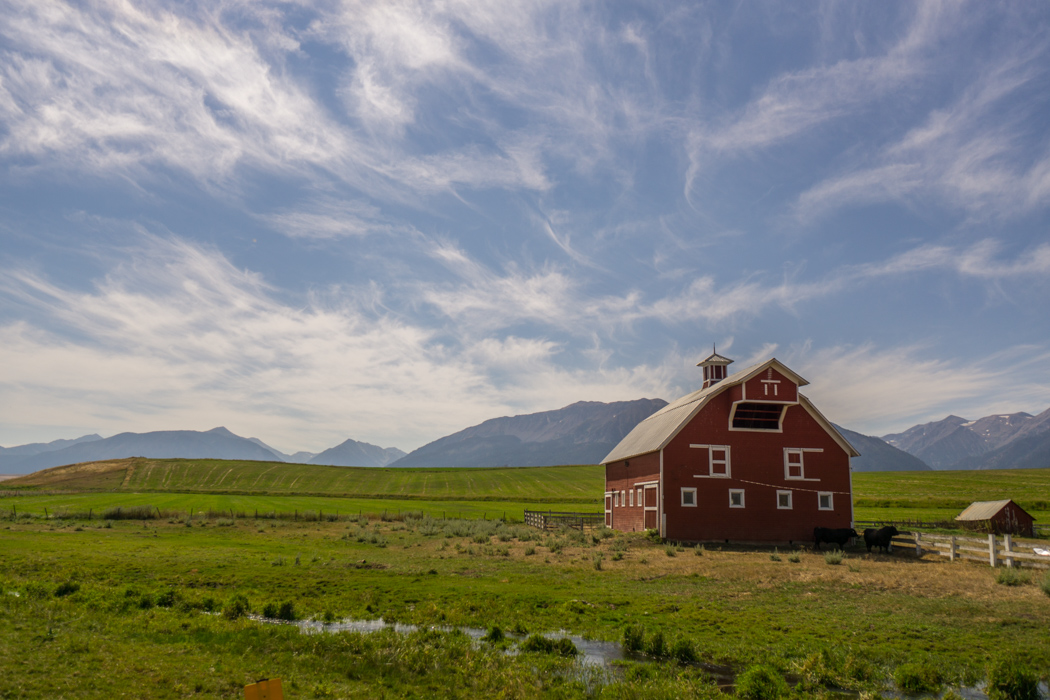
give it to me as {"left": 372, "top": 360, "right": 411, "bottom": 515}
{"left": 5, "top": 427, "right": 281, "bottom": 473}
{"left": 834, "top": 425, "right": 932, "bottom": 472}
{"left": 310, "top": 439, "right": 405, "bottom": 468}
{"left": 884, "top": 407, "right": 1050, "bottom": 470}
{"left": 390, "top": 399, "right": 668, "bottom": 468}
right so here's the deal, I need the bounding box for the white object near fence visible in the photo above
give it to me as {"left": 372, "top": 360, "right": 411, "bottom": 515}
{"left": 989, "top": 533, "right": 997, "bottom": 567}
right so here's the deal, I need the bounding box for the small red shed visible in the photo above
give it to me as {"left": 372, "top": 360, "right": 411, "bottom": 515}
{"left": 601, "top": 352, "right": 859, "bottom": 544}
{"left": 955, "top": 500, "right": 1035, "bottom": 536}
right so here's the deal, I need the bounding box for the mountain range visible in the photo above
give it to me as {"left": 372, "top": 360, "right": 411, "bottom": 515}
{"left": 882, "top": 408, "right": 1050, "bottom": 471}
{"left": 389, "top": 399, "right": 668, "bottom": 468}
{"left": 3, "top": 402, "right": 1049, "bottom": 475}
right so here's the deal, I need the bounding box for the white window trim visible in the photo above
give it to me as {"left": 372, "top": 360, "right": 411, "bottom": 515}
{"left": 681, "top": 487, "right": 697, "bottom": 507}
{"left": 629, "top": 489, "right": 634, "bottom": 507}
{"left": 776, "top": 489, "right": 793, "bottom": 510}
{"left": 690, "top": 444, "right": 731, "bottom": 479}
{"left": 728, "top": 489, "right": 745, "bottom": 509}
{"left": 818, "top": 492, "right": 834, "bottom": 511}
{"left": 783, "top": 448, "right": 823, "bottom": 481}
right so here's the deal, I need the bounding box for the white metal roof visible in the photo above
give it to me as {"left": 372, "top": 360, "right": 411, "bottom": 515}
{"left": 955, "top": 500, "right": 1016, "bottom": 521}
{"left": 601, "top": 357, "right": 859, "bottom": 464}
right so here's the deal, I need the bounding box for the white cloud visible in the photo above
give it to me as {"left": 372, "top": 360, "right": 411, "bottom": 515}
{"left": 790, "top": 342, "right": 1050, "bottom": 436}
{"left": 0, "top": 234, "right": 669, "bottom": 451}
{"left": 685, "top": 2, "right": 951, "bottom": 194}
{"left": 793, "top": 41, "right": 1050, "bottom": 223}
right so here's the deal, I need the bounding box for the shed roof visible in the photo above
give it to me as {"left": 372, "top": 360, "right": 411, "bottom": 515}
{"left": 602, "top": 357, "right": 859, "bottom": 464}
{"left": 955, "top": 499, "right": 1032, "bottom": 522}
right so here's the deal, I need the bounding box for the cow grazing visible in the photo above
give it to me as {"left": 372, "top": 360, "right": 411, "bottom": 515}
{"left": 863, "top": 526, "right": 899, "bottom": 553}
{"left": 813, "top": 527, "right": 858, "bottom": 550}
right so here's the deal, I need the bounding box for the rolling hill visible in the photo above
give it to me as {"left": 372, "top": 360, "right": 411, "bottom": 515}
{"left": 4, "top": 457, "right": 604, "bottom": 502}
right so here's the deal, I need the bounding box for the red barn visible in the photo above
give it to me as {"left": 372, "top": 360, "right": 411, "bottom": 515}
{"left": 955, "top": 500, "right": 1035, "bottom": 536}
{"left": 602, "top": 352, "right": 859, "bottom": 544}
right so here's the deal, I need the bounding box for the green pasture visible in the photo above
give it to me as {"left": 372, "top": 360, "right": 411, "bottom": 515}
{"left": 0, "top": 491, "right": 594, "bottom": 521}
{"left": 2, "top": 514, "right": 1048, "bottom": 699}
{"left": 6, "top": 457, "right": 604, "bottom": 502}
{"left": 852, "top": 468, "right": 1050, "bottom": 510}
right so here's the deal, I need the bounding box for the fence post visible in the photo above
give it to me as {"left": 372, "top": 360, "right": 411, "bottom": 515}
{"left": 988, "top": 533, "right": 998, "bottom": 568}
{"left": 914, "top": 532, "right": 923, "bottom": 557}
{"left": 949, "top": 535, "right": 956, "bottom": 562}
{"left": 1004, "top": 534, "right": 1014, "bottom": 568}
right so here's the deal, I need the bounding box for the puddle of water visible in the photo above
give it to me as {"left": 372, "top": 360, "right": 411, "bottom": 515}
{"left": 250, "top": 615, "right": 1037, "bottom": 700}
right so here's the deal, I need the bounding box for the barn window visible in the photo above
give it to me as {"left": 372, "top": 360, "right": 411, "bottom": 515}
{"left": 818, "top": 492, "right": 834, "bottom": 511}
{"left": 691, "top": 444, "right": 732, "bottom": 478}
{"left": 629, "top": 489, "right": 634, "bottom": 507}
{"left": 777, "top": 490, "right": 793, "bottom": 509}
{"left": 728, "top": 489, "right": 745, "bottom": 508}
{"left": 681, "top": 487, "right": 697, "bottom": 507}
{"left": 636, "top": 487, "right": 642, "bottom": 505}
{"left": 709, "top": 446, "right": 730, "bottom": 477}
{"left": 784, "top": 449, "right": 805, "bottom": 479}
{"left": 731, "top": 403, "right": 784, "bottom": 430}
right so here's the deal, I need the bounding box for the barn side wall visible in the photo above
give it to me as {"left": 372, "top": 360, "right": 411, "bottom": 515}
{"left": 990, "top": 503, "right": 1035, "bottom": 536}
{"left": 605, "top": 452, "right": 660, "bottom": 532}
{"left": 661, "top": 390, "right": 852, "bottom": 544}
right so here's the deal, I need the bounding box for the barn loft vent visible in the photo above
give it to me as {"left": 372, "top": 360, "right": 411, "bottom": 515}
{"left": 697, "top": 348, "right": 734, "bottom": 389}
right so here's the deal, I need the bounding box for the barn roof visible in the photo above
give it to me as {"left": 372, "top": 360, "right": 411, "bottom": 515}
{"left": 602, "top": 358, "right": 860, "bottom": 464}
{"left": 955, "top": 499, "right": 1033, "bottom": 522}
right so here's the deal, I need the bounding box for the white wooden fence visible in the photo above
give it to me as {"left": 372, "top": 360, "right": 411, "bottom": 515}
{"left": 889, "top": 532, "right": 1050, "bottom": 569}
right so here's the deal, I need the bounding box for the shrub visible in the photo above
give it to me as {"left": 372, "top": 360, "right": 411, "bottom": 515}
{"left": 155, "top": 589, "right": 178, "bottom": 608}
{"left": 986, "top": 658, "right": 1040, "bottom": 700}
{"left": 644, "top": 629, "right": 665, "bottom": 657}
{"left": 262, "top": 602, "right": 279, "bottom": 618}
{"left": 611, "top": 551, "right": 624, "bottom": 561}
{"left": 482, "top": 626, "right": 504, "bottom": 643}
{"left": 645, "top": 529, "right": 661, "bottom": 543}
{"left": 592, "top": 553, "right": 603, "bottom": 571}
{"left": 694, "top": 544, "right": 704, "bottom": 556}
{"left": 788, "top": 553, "right": 801, "bottom": 563}
{"left": 103, "top": 505, "right": 157, "bottom": 520}
{"left": 664, "top": 545, "right": 676, "bottom": 558}
{"left": 670, "top": 637, "right": 697, "bottom": 663}
{"left": 524, "top": 546, "right": 536, "bottom": 556}
{"left": 277, "top": 601, "right": 297, "bottom": 621}
{"left": 222, "top": 594, "right": 250, "bottom": 620}
{"left": 520, "top": 634, "right": 578, "bottom": 657}
{"left": 622, "top": 624, "right": 644, "bottom": 653}
{"left": 53, "top": 580, "right": 80, "bottom": 598}
{"left": 893, "top": 661, "right": 944, "bottom": 694}
{"left": 769, "top": 548, "right": 781, "bottom": 562}
{"left": 996, "top": 568, "right": 1030, "bottom": 587}
{"left": 736, "top": 664, "right": 789, "bottom": 700}
{"left": 824, "top": 551, "right": 844, "bottom": 565}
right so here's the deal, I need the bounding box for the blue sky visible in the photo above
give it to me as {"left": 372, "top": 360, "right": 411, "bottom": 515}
{"left": 1, "top": 1, "right": 1049, "bottom": 454}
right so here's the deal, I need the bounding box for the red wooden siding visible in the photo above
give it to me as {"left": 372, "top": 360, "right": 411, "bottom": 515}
{"left": 604, "top": 451, "right": 660, "bottom": 532}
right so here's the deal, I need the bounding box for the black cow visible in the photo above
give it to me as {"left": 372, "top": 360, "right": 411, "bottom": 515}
{"left": 813, "top": 527, "right": 858, "bottom": 550}
{"left": 863, "top": 526, "right": 899, "bottom": 553}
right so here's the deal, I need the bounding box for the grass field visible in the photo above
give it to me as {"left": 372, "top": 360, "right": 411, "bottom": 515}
{"left": 2, "top": 514, "right": 1049, "bottom": 698}
{"left": 6, "top": 459, "right": 1050, "bottom": 527}
{"left": 5, "top": 457, "right": 603, "bottom": 502}
{"left": 0, "top": 491, "right": 586, "bottom": 522}
{"left": 4, "top": 460, "right": 1050, "bottom": 697}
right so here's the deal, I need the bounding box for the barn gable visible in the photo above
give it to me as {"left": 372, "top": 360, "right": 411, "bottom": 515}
{"left": 602, "top": 357, "right": 858, "bottom": 464}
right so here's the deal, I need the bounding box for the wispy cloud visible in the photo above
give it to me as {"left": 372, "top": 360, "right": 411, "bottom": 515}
{"left": 793, "top": 36, "right": 1050, "bottom": 223}
{"left": 0, "top": 235, "right": 669, "bottom": 450}
{"left": 792, "top": 342, "right": 1050, "bottom": 435}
